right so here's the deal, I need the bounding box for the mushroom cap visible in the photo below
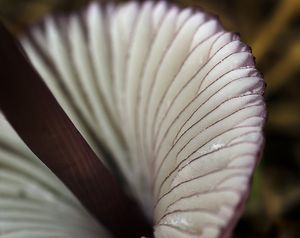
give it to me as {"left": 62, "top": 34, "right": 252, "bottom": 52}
{"left": 0, "top": 1, "right": 265, "bottom": 238}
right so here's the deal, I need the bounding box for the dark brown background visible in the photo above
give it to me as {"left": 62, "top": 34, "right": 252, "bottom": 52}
{"left": 0, "top": 0, "right": 299, "bottom": 237}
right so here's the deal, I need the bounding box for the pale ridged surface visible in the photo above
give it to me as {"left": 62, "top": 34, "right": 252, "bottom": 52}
{"left": 0, "top": 1, "right": 265, "bottom": 238}
{"left": 0, "top": 114, "right": 111, "bottom": 238}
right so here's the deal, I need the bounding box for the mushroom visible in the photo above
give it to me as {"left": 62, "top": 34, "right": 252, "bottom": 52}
{"left": 0, "top": 1, "right": 266, "bottom": 238}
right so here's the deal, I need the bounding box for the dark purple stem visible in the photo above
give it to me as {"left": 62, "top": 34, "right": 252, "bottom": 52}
{"left": 0, "top": 23, "right": 152, "bottom": 238}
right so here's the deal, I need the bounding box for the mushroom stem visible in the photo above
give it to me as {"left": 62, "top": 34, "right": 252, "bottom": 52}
{"left": 0, "top": 22, "right": 152, "bottom": 238}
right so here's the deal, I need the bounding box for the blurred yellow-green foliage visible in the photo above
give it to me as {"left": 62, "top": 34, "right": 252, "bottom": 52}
{"left": 0, "top": 0, "right": 300, "bottom": 237}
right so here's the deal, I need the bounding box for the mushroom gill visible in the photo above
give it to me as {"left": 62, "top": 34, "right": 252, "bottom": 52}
{"left": 0, "top": 1, "right": 265, "bottom": 238}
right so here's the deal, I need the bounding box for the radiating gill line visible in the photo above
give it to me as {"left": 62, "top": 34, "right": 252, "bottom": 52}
{"left": 0, "top": 211, "right": 100, "bottom": 233}
{"left": 143, "top": 5, "right": 181, "bottom": 158}
{"left": 0, "top": 198, "right": 91, "bottom": 223}
{"left": 83, "top": 12, "right": 128, "bottom": 159}
{"left": 173, "top": 94, "right": 263, "bottom": 157}
{"left": 155, "top": 126, "right": 262, "bottom": 199}
{"left": 123, "top": 2, "right": 154, "bottom": 187}
{"left": 173, "top": 138, "right": 260, "bottom": 184}
{"left": 153, "top": 102, "right": 264, "bottom": 193}
{"left": 155, "top": 84, "right": 259, "bottom": 185}
{"left": 0, "top": 219, "right": 98, "bottom": 236}
{"left": 147, "top": 14, "right": 212, "bottom": 156}
{"left": 152, "top": 33, "right": 240, "bottom": 150}
{"left": 148, "top": 17, "right": 220, "bottom": 156}
{"left": 143, "top": 7, "right": 199, "bottom": 165}
{"left": 0, "top": 152, "right": 78, "bottom": 207}
{"left": 0, "top": 138, "right": 34, "bottom": 160}
{"left": 48, "top": 17, "right": 97, "bottom": 126}
{"left": 153, "top": 44, "right": 253, "bottom": 161}
{"left": 111, "top": 2, "right": 140, "bottom": 129}
{"left": 154, "top": 67, "right": 257, "bottom": 160}
{"left": 155, "top": 162, "right": 255, "bottom": 217}
{"left": 80, "top": 4, "right": 130, "bottom": 177}
{"left": 155, "top": 139, "right": 260, "bottom": 203}
{"left": 153, "top": 95, "right": 261, "bottom": 194}
{"left": 153, "top": 66, "right": 257, "bottom": 157}
{"left": 152, "top": 31, "right": 227, "bottom": 144}
{"left": 156, "top": 140, "right": 259, "bottom": 206}
{"left": 161, "top": 187, "right": 240, "bottom": 218}
{"left": 170, "top": 50, "right": 252, "bottom": 144}
{"left": 101, "top": 4, "right": 133, "bottom": 149}
{"left": 136, "top": 1, "right": 169, "bottom": 182}
{"left": 141, "top": 4, "right": 182, "bottom": 180}
{"left": 196, "top": 51, "right": 251, "bottom": 95}
{"left": 24, "top": 22, "right": 118, "bottom": 169}
{"left": 155, "top": 110, "right": 262, "bottom": 207}
{"left": 177, "top": 134, "right": 261, "bottom": 175}
{"left": 174, "top": 68, "right": 262, "bottom": 143}
{"left": 0, "top": 169, "right": 74, "bottom": 205}
{"left": 69, "top": 15, "right": 109, "bottom": 134}
{"left": 99, "top": 4, "right": 120, "bottom": 123}
{"left": 152, "top": 79, "right": 262, "bottom": 188}
{"left": 22, "top": 34, "right": 96, "bottom": 142}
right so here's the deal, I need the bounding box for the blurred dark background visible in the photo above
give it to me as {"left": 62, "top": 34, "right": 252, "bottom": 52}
{"left": 0, "top": 0, "right": 299, "bottom": 237}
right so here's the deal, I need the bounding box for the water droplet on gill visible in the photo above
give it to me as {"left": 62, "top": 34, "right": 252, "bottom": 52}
{"left": 244, "top": 91, "right": 253, "bottom": 96}
{"left": 167, "top": 214, "right": 191, "bottom": 227}
{"left": 211, "top": 143, "right": 225, "bottom": 151}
